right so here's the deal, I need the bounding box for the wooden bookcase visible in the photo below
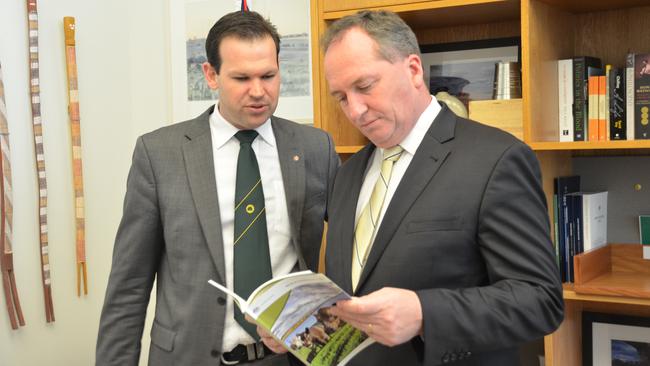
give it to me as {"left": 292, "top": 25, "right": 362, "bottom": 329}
{"left": 309, "top": 0, "right": 650, "bottom": 365}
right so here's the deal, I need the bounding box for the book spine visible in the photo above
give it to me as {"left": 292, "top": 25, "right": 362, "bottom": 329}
{"left": 588, "top": 75, "right": 599, "bottom": 141}
{"left": 634, "top": 54, "right": 650, "bottom": 139}
{"left": 598, "top": 75, "right": 607, "bottom": 141}
{"left": 573, "top": 58, "right": 587, "bottom": 141}
{"left": 610, "top": 68, "right": 626, "bottom": 140}
{"left": 558, "top": 59, "right": 573, "bottom": 142}
{"left": 626, "top": 53, "right": 635, "bottom": 139}
{"left": 605, "top": 65, "right": 611, "bottom": 140}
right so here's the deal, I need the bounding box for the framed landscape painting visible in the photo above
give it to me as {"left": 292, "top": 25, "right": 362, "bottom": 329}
{"left": 582, "top": 311, "right": 650, "bottom": 366}
{"left": 169, "top": 0, "right": 314, "bottom": 123}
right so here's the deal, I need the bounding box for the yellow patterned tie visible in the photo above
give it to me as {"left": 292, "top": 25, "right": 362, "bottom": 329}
{"left": 352, "top": 145, "right": 404, "bottom": 290}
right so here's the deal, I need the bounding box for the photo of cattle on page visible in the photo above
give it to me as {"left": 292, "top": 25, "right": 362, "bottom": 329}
{"left": 209, "top": 271, "right": 374, "bottom": 366}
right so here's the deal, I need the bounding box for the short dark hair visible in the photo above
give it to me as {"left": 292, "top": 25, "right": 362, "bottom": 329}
{"left": 321, "top": 10, "right": 419, "bottom": 63}
{"left": 205, "top": 11, "right": 281, "bottom": 73}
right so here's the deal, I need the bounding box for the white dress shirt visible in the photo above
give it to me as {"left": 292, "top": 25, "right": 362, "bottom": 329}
{"left": 209, "top": 106, "right": 297, "bottom": 352}
{"left": 355, "top": 97, "right": 441, "bottom": 237}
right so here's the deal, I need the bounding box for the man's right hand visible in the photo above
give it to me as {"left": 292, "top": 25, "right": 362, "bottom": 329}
{"left": 257, "top": 325, "right": 287, "bottom": 354}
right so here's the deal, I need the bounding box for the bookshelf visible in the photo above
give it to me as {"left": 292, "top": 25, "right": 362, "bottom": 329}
{"left": 310, "top": 1, "right": 650, "bottom": 365}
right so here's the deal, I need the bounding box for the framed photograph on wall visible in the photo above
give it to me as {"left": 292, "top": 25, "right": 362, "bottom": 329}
{"left": 168, "top": 0, "right": 314, "bottom": 123}
{"left": 420, "top": 37, "right": 520, "bottom": 107}
{"left": 582, "top": 311, "right": 650, "bottom": 366}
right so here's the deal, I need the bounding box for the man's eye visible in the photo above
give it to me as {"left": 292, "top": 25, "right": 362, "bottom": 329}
{"left": 234, "top": 76, "right": 248, "bottom": 81}
{"left": 262, "top": 74, "right": 276, "bottom": 80}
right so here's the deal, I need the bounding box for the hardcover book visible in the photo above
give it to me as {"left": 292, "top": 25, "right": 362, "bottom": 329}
{"left": 581, "top": 191, "right": 608, "bottom": 253}
{"left": 641, "top": 215, "right": 650, "bottom": 259}
{"left": 609, "top": 67, "right": 626, "bottom": 140}
{"left": 554, "top": 175, "right": 581, "bottom": 282}
{"left": 558, "top": 59, "right": 574, "bottom": 141}
{"left": 627, "top": 53, "right": 636, "bottom": 139}
{"left": 634, "top": 53, "right": 650, "bottom": 139}
{"left": 573, "top": 56, "right": 602, "bottom": 141}
{"left": 209, "top": 271, "right": 374, "bottom": 366}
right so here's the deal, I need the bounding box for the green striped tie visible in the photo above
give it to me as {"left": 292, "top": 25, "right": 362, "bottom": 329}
{"left": 352, "top": 145, "right": 403, "bottom": 291}
{"left": 233, "top": 130, "right": 272, "bottom": 338}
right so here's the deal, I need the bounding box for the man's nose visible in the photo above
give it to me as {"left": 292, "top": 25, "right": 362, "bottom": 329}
{"left": 346, "top": 94, "right": 367, "bottom": 122}
{"left": 250, "top": 79, "right": 264, "bottom": 98}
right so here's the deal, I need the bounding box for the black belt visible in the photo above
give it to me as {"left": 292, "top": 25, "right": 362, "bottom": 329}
{"left": 221, "top": 341, "right": 273, "bottom": 365}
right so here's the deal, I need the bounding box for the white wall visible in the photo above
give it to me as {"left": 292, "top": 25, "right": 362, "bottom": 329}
{"left": 0, "top": 0, "right": 169, "bottom": 364}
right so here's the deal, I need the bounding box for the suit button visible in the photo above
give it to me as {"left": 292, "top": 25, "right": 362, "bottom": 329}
{"left": 442, "top": 353, "right": 450, "bottom": 363}
{"left": 210, "top": 349, "right": 220, "bottom": 358}
{"left": 217, "top": 297, "right": 226, "bottom": 305}
{"left": 466, "top": 351, "right": 472, "bottom": 357}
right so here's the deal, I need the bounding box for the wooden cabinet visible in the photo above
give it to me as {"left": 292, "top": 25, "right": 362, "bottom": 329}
{"left": 310, "top": 1, "right": 650, "bottom": 365}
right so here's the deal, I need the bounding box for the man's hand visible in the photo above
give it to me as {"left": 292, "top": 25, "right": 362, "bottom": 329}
{"left": 245, "top": 315, "right": 287, "bottom": 354}
{"left": 327, "top": 287, "right": 423, "bottom": 347}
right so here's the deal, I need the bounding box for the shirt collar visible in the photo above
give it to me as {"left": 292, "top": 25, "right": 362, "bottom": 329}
{"left": 387, "top": 96, "right": 441, "bottom": 156}
{"left": 209, "top": 103, "right": 276, "bottom": 149}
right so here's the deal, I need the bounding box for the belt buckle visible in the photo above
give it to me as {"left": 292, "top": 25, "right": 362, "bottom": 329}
{"left": 220, "top": 353, "right": 240, "bottom": 366}
{"left": 220, "top": 342, "right": 266, "bottom": 365}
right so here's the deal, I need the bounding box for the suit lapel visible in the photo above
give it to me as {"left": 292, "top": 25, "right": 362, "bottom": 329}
{"left": 271, "top": 117, "right": 307, "bottom": 267}
{"left": 356, "top": 105, "right": 456, "bottom": 292}
{"left": 182, "top": 106, "right": 227, "bottom": 283}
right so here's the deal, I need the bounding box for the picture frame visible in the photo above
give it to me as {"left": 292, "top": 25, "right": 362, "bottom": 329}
{"left": 168, "top": 0, "right": 314, "bottom": 123}
{"left": 582, "top": 311, "right": 650, "bottom": 366}
{"left": 419, "top": 37, "right": 520, "bottom": 106}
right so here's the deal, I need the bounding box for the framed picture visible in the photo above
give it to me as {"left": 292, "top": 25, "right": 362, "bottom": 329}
{"left": 420, "top": 37, "right": 520, "bottom": 106}
{"left": 582, "top": 311, "right": 650, "bottom": 366}
{"left": 168, "top": 0, "right": 314, "bottom": 123}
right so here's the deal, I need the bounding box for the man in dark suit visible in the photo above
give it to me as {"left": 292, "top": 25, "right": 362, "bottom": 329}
{"left": 321, "top": 10, "right": 563, "bottom": 365}
{"left": 96, "top": 11, "right": 339, "bottom": 366}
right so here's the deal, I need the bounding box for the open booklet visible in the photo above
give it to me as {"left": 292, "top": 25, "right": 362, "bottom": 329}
{"left": 208, "top": 270, "right": 375, "bottom": 366}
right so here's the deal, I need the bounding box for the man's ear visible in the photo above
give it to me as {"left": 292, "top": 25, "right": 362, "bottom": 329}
{"left": 202, "top": 62, "right": 219, "bottom": 90}
{"left": 406, "top": 54, "right": 425, "bottom": 89}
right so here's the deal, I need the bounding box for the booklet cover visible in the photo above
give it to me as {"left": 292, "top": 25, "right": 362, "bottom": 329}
{"left": 208, "top": 271, "right": 374, "bottom": 366}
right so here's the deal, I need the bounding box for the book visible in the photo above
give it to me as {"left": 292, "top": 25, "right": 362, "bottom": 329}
{"left": 641, "top": 215, "right": 650, "bottom": 260}
{"left": 609, "top": 67, "right": 626, "bottom": 140}
{"left": 598, "top": 75, "right": 607, "bottom": 141}
{"left": 626, "top": 53, "right": 635, "bottom": 140}
{"left": 208, "top": 271, "right": 374, "bottom": 366}
{"left": 588, "top": 75, "right": 599, "bottom": 141}
{"left": 580, "top": 191, "right": 608, "bottom": 253}
{"left": 634, "top": 53, "right": 650, "bottom": 139}
{"left": 573, "top": 56, "right": 602, "bottom": 141}
{"left": 558, "top": 59, "right": 574, "bottom": 141}
{"left": 605, "top": 65, "right": 611, "bottom": 140}
{"left": 554, "top": 175, "right": 581, "bottom": 282}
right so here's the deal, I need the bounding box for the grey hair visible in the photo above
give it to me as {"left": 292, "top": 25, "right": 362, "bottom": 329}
{"left": 321, "top": 10, "right": 420, "bottom": 62}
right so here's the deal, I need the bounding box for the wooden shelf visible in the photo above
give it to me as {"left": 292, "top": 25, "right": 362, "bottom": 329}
{"left": 322, "top": 0, "right": 520, "bottom": 29}
{"left": 529, "top": 140, "right": 650, "bottom": 151}
{"left": 573, "top": 244, "right": 650, "bottom": 299}
{"left": 563, "top": 284, "right": 650, "bottom": 306}
{"left": 537, "top": 0, "right": 649, "bottom": 14}
{"left": 335, "top": 145, "right": 364, "bottom": 154}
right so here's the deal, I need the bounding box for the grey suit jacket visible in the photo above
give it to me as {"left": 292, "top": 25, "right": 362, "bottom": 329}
{"left": 326, "top": 105, "right": 563, "bottom": 366}
{"left": 96, "top": 106, "right": 339, "bottom": 366}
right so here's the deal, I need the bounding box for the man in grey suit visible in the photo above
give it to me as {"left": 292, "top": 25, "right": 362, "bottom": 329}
{"left": 320, "top": 10, "right": 563, "bottom": 365}
{"left": 96, "top": 11, "right": 338, "bottom": 366}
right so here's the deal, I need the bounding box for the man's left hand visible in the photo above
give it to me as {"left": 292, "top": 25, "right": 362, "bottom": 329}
{"left": 327, "top": 287, "right": 423, "bottom": 346}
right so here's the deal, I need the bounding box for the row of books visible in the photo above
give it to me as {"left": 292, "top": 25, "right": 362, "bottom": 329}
{"left": 557, "top": 53, "right": 650, "bottom": 142}
{"left": 553, "top": 175, "right": 608, "bottom": 283}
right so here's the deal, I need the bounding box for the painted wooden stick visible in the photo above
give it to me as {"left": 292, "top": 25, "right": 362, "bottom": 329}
{"left": 0, "top": 63, "right": 26, "bottom": 330}
{"left": 64, "top": 16, "right": 87, "bottom": 297}
{"left": 27, "top": 0, "right": 54, "bottom": 322}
